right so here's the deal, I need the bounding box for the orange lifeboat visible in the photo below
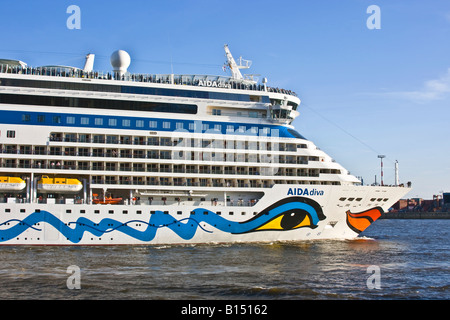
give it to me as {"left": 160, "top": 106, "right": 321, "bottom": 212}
{"left": 92, "top": 193, "right": 122, "bottom": 205}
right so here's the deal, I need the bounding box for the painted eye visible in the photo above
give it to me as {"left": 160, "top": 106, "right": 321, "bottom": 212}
{"left": 255, "top": 209, "right": 316, "bottom": 231}
{"left": 233, "top": 197, "right": 326, "bottom": 234}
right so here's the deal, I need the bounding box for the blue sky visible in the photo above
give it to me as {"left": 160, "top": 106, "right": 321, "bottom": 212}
{"left": 1, "top": 0, "right": 449, "bottom": 199}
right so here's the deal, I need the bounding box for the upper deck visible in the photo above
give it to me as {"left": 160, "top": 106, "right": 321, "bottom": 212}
{"left": 0, "top": 63, "right": 297, "bottom": 98}
{"left": 0, "top": 47, "right": 301, "bottom": 125}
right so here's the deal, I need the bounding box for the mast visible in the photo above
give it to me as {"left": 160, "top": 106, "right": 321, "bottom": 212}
{"left": 224, "top": 44, "right": 251, "bottom": 81}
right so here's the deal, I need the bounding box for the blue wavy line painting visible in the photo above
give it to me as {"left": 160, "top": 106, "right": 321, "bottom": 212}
{"left": 0, "top": 197, "right": 326, "bottom": 243}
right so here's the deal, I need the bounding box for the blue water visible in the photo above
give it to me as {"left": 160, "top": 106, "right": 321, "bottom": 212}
{"left": 0, "top": 219, "right": 448, "bottom": 300}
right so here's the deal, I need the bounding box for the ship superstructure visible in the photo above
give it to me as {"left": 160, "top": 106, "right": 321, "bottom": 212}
{"left": 0, "top": 46, "right": 410, "bottom": 245}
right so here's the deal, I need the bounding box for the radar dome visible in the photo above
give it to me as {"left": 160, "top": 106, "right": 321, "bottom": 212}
{"left": 110, "top": 50, "right": 131, "bottom": 74}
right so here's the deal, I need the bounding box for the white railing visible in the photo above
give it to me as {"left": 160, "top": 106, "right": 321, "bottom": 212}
{"left": 0, "top": 63, "right": 297, "bottom": 97}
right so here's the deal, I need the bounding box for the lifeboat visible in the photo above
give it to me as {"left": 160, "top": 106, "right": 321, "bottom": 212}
{"left": 0, "top": 176, "right": 26, "bottom": 191}
{"left": 37, "top": 176, "right": 83, "bottom": 193}
{"left": 92, "top": 193, "right": 123, "bottom": 205}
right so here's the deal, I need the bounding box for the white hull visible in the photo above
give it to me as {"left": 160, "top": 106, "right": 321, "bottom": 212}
{"left": 0, "top": 183, "right": 26, "bottom": 191}
{"left": 37, "top": 183, "right": 83, "bottom": 193}
{"left": 0, "top": 185, "right": 410, "bottom": 245}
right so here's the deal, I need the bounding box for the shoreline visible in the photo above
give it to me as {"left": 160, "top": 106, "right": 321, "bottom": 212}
{"left": 380, "top": 211, "right": 450, "bottom": 219}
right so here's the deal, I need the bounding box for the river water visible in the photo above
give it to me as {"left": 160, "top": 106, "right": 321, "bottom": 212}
{"left": 0, "top": 219, "right": 448, "bottom": 300}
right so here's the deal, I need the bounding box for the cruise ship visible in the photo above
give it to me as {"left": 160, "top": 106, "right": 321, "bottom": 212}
{"left": 0, "top": 45, "right": 410, "bottom": 245}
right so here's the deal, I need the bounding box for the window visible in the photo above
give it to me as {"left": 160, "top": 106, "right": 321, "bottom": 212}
{"left": 176, "top": 122, "right": 183, "bottom": 129}
{"left": 149, "top": 121, "right": 157, "bottom": 128}
{"left": 22, "top": 114, "right": 31, "bottom": 122}
{"left": 287, "top": 129, "right": 306, "bottom": 139}
{"left": 53, "top": 116, "right": 61, "bottom": 124}
{"left": 6, "top": 130, "right": 15, "bottom": 138}
{"left": 163, "top": 122, "right": 170, "bottom": 129}
{"left": 37, "top": 115, "right": 45, "bottom": 123}
{"left": 81, "top": 117, "right": 89, "bottom": 125}
{"left": 108, "top": 118, "right": 117, "bottom": 126}
{"left": 95, "top": 118, "right": 103, "bottom": 125}
{"left": 122, "top": 119, "right": 130, "bottom": 127}
{"left": 0, "top": 92, "right": 198, "bottom": 114}
{"left": 66, "top": 116, "right": 75, "bottom": 124}
{"left": 136, "top": 120, "right": 144, "bottom": 127}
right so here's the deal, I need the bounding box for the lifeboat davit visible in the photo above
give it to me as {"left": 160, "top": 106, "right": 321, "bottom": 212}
{"left": 0, "top": 176, "right": 26, "bottom": 191}
{"left": 37, "top": 176, "right": 83, "bottom": 193}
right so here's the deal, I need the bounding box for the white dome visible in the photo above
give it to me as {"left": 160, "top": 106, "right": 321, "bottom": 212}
{"left": 110, "top": 50, "right": 131, "bottom": 73}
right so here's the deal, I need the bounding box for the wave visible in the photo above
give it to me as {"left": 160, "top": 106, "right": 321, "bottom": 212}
{"left": 0, "top": 197, "right": 325, "bottom": 243}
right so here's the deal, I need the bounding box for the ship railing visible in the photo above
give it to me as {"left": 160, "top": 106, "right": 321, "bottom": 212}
{"left": 0, "top": 63, "right": 297, "bottom": 97}
{"left": 0, "top": 196, "right": 263, "bottom": 207}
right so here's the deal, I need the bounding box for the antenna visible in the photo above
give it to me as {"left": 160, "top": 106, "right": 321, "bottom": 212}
{"left": 236, "top": 55, "right": 252, "bottom": 70}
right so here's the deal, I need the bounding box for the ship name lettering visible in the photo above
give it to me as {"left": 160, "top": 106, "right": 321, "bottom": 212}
{"left": 198, "top": 80, "right": 231, "bottom": 89}
{"left": 287, "top": 188, "right": 324, "bottom": 196}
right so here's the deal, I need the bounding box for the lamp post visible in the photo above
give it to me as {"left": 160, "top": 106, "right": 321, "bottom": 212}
{"left": 395, "top": 160, "right": 399, "bottom": 186}
{"left": 378, "top": 155, "right": 385, "bottom": 186}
